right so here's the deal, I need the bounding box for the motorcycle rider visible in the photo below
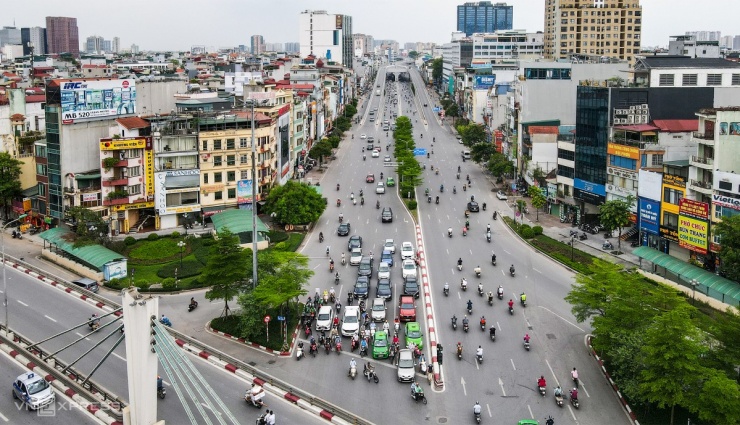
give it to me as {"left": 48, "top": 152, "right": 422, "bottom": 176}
{"left": 451, "top": 314, "right": 457, "bottom": 327}
{"left": 376, "top": 200, "right": 380, "bottom": 209}
{"left": 487, "top": 291, "right": 494, "bottom": 303}
{"left": 571, "top": 367, "right": 579, "bottom": 387}
{"left": 457, "top": 257, "right": 463, "bottom": 268}
{"left": 497, "top": 284, "right": 503, "bottom": 297}
{"left": 570, "top": 387, "right": 579, "bottom": 402}
{"left": 360, "top": 337, "right": 368, "bottom": 354}
{"left": 489, "top": 325, "right": 496, "bottom": 338}
{"left": 524, "top": 333, "right": 531, "bottom": 344}
{"left": 476, "top": 345, "right": 483, "bottom": 359}
{"left": 349, "top": 358, "right": 357, "bottom": 375}
{"left": 462, "top": 314, "right": 469, "bottom": 329}
{"left": 554, "top": 385, "right": 563, "bottom": 397}
{"left": 520, "top": 292, "right": 527, "bottom": 305}
{"left": 160, "top": 315, "right": 172, "bottom": 327}
{"left": 444, "top": 282, "right": 449, "bottom": 294}
{"left": 479, "top": 316, "right": 486, "bottom": 328}
{"left": 448, "top": 227, "right": 453, "bottom": 237}
{"left": 319, "top": 232, "right": 324, "bottom": 242}
{"left": 89, "top": 313, "right": 101, "bottom": 329}
{"left": 473, "top": 401, "right": 482, "bottom": 416}
{"left": 457, "top": 342, "right": 463, "bottom": 355}
{"left": 382, "top": 319, "right": 390, "bottom": 334}
{"left": 486, "top": 223, "right": 491, "bottom": 232}
{"left": 466, "top": 299, "right": 473, "bottom": 312}
{"left": 538, "top": 376, "right": 547, "bottom": 389}
{"left": 508, "top": 299, "right": 514, "bottom": 311}
{"left": 189, "top": 297, "right": 198, "bottom": 309}
{"left": 364, "top": 361, "right": 375, "bottom": 377}
{"left": 492, "top": 253, "right": 497, "bottom": 264}
{"left": 157, "top": 375, "right": 164, "bottom": 393}
{"left": 453, "top": 186, "right": 457, "bottom": 194}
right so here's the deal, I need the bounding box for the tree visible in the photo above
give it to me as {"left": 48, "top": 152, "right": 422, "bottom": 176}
{"left": 236, "top": 290, "right": 264, "bottom": 340}
{"left": 532, "top": 166, "right": 547, "bottom": 187}
{"left": 444, "top": 104, "right": 459, "bottom": 123}
{"left": 66, "top": 206, "right": 110, "bottom": 247}
{"left": 528, "top": 186, "right": 547, "bottom": 221}
{"left": 714, "top": 215, "right": 740, "bottom": 282}
{"left": 252, "top": 251, "right": 310, "bottom": 309}
{"left": 203, "top": 228, "right": 249, "bottom": 317}
{"left": 470, "top": 142, "right": 496, "bottom": 164}
{"left": 431, "top": 58, "right": 443, "bottom": 85}
{"left": 693, "top": 369, "right": 740, "bottom": 425}
{"left": 264, "top": 181, "right": 326, "bottom": 225}
{"left": 0, "top": 152, "right": 23, "bottom": 220}
{"left": 487, "top": 152, "right": 514, "bottom": 179}
{"left": 408, "top": 51, "right": 419, "bottom": 59}
{"left": 309, "top": 139, "right": 332, "bottom": 166}
{"left": 639, "top": 306, "right": 705, "bottom": 425}
{"left": 459, "top": 124, "right": 487, "bottom": 147}
{"left": 599, "top": 195, "right": 635, "bottom": 250}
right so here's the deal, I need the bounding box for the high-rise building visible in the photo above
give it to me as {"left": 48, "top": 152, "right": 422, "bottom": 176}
{"left": 21, "top": 27, "right": 46, "bottom": 55}
{"left": 457, "top": 2, "right": 513, "bottom": 37}
{"left": 112, "top": 37, "right": 120, "bottom": 54}
{"left": 544, "top": 0, "right": 642, "bottom": 64}
{"left": 284, "top": 42, "right": 300, "bottom": 53}
{"left": 0, "top": 26, "right": 22, "bottom": 47}
{"left": 45, "top": 16, "right": 79, "bottom": 56}
{"left": 685, "top": 31, "right": 721, "bottom": 42}
{"left": 299, "top": 10, "right": 353, "bottom": 68}
{"left": 251, "top": 35, "right": 264, "bottom": 55}
{"left": 86, "top": 35, "right": 105, "bottom": 54}
{"left": 720, "top": 35, "right": 734, "bottom": 50}
{"left": 734, "top": 36, "right": 740, "bottom": 51}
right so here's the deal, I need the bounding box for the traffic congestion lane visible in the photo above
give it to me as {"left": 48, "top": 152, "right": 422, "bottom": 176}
{"left": 411, "top": 69, "right": 632, "bottom": 424}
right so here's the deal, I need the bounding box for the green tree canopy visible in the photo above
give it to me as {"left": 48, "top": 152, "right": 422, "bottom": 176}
{"left": 528, "top": 186, "right": 547, "bottom": 221}
{"left": 470, "top": 142, "right": 496, "bottom": 163}
{"left": 203, "top": 228, "right": 249, "bottom": 316}
{"left": 714, "top": 215, "right": 740, "bottom": 281}
{"left": 264, "top": 181, "right": 326, "bottom": 225}
{"left": 431, "top": 58, "right": 443, "bottom": 83}
{"left": 309, "top": 139, "right": 332, "bottom": 165}
{"left": 599, "top": 195, "right": 635, "bottom": 250}
{"left": 408, "top": 51, "right": 419, "bottom": 59}
{"left": 487, "top": 152, "right": 515, "bottom": 179}
{"left": 458, "top": 123, "right": 487, "bottom": 146}
{"left": 252, "top": 251, "right": 310, "bottom": 308}
{"left": 0, "top": 152, "right": 23, "bottom": 220}
{"left": 66, "top": 206, "right": 110, "bottom": 247}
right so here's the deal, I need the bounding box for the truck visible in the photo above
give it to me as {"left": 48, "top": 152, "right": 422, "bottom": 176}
{"left": 375, "top": 89, "right": 381, "bottom": 96}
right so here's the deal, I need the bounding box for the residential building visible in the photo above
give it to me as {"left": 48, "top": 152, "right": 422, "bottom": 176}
{"left": 441, "top": 35, "right": 473, "bottom": 94}
{"left": 299, "top": 10, "right": 353, "bottom": 68}
{"left": 21, "top": 27, "right": 46, "bottom": 55}
{"left": 633, "top": 56, "right": 740, "bottom": 88}
{"left": 734, "top": 36, "right": 740, "bottom": 51}
{"left": 45, "top": 16, "right": 79, "bottom": 56}
{"left": 457, "top": 2, "right": 513, "bottom": 37}
{"left": 668, "top": 35, "right": 720, "bottom": 59}
{"left": 720, "top": 35, "right": 734, "bottom": 50}
{"left": 685, "top": 31, "right": 721, "bottom": 42}
{"left": 251, "top": 35, "right": 264, "bottom": 55}
{"left": 285, "top": 42, "right": 300, "bottom": 53}
{"left": 86, "top": 35, "right": 105, "bottom": 54}
{"left": 543, "top": 0, "right": 642, "bottom": 64}
{"left": 112, "top": 37, "right": 120, "bottom": 53}
{"left": 471, "top": 31, "right": 544, "bottom": 64}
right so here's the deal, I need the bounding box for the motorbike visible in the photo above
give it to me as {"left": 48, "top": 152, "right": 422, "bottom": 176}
{"left": 435, "top": 196, "right": 439, "bottom": 204}
{"left": 482, "top": 203, "right": 487, "bottom": 211}
{"left": 490, "top": 328, "right": 496, "bottom": 341}
{"left": 475, "top": 268, "right": 482, "bottom": 278}
{"left": 497, "top": 290, "right": 503, "bottom": 300}
{"left": 335, "top": 339, "right": 342, "bottom": 354}
{"left": 451, "top": 316, "right": 457, "bottom": 330}
{"left": 460, "top": 279, "right": 467, "bottom": 290}
{"left": 256, "top": 413, "right": 268, "bottom": 425}
{"left": 457, "top": 173, "right": 460, "bottom": 179}
{"left": 443, "top": 284, "right": 449, "bottom": 296}
{"left": 476, "top": 351, "right": 483, "bottom": 363}
{"left": 570, "top": 394, "right": 580, "bottom": 409}
{"left": 157, "top": 386, "right": 166, "bottom": 399}
{"left": 477, "top": 284, "right": 484, "bottom": 296}
{"left": 491, "top": 257, "right": 497, "bottom": 266}
{"left": 359, "top": 345, "right": 368, "bottom": 357}
{"left": 324, "top": 340, "right": 331, "bottom": 354}
{"left": 349, "top": 364, "right": 357, "bottom": 380}
{"left": 244, "top": 387, "right": 265, "bottom": 408}
{"left": 427, "top": 196, "right": 432, "bottom": 203}
{"left": 603, "top": 241, "right": 614, "bottom": 250}
{"left": 463, "top": 321, "right": 469, "bottom": 332}
{"left": 448, "top": 229, "right": 453, "bottom": 238}
{"left": 539, "top": 385, "right": 547, "bottom": 397}
{"left": 524, "top": 340, "right": 530, "bottom": 351}
{"left": 480, "top": 320, "right": 486, "bottom": 332}
{"left": 336, "top": 184, "right": 340, "bottom": 191}
{"left": 296, "top": 342, "right": 304, "bottom": 360}
{"left": 509, "top": 305, "right": 514, "bottom": 315}
{"left": 493, "top": 211, "right": 498, "bottom": 220}
{"left": 319, "top": 234, "right": 324, "bottom": 243}
{"left": 487, "top": 293, "right": 494, "bottom": 306}
{"left": 475, "top": 411, "right": 481, "bottom": 423}
{"left": 486, "top": 232, "right": 491, "bottom": 243}
{"left": 411, "top": 389, "right": 428, "bottom": 404}
{"left": 188, "top": 301, "right": 198, "bottom": 312}
{"left": 457, "top": 345, "right": 463, "bottom": 360}
{"left": 510, "top": 267, "right": 515, "bottom": 277}
{"left": 364, "top": 367, "right": 380, "bottom": 383}
{"left": 335, "top": 274, "right": 340, "bottom": 284}
{"left": 309, "top": 342, "right": 318, "bottom": 357}
{"left": 376, "top": 201, "right": 380, "bottom": 209}
{"left": 520, "top": 298, "right": 527, "bottom": 308}
{"left": 458, "top": 263, "right": 463, "bottom": 272}
{"left": 347, "top": 291, "right": 353, "bottom": 305}
{"left": 555, "top": 392, "right": 564, "bottom": 407}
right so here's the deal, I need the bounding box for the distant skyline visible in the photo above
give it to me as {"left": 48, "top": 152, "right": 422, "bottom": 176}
{"left": 6, "top": 0, "right": 740, "bottom": 51}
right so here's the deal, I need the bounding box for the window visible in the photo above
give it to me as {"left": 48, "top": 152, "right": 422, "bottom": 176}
{"left": 214, "top": 172, "right": 223, "bottom": 183}
{"left": 663, "top": 187, "right": 683, "bottom": 205}
{"left": 127, "top": 185, "right": 141, "bottom": 195}
{"left": 641, "top": 154, "right": 647, "bottom": 168}
{"left": 658, "top": 74, "right": 674, "bottom": 86}
{"left": 204, "top": 173, "right": 209, "bottom": 184}
{"left": 662, "top": 211, "right": 679, "bottom": 228}
{"left": 240, "top": 154, "right": 249, "bottom": 164}
{"left": 732, "top": 74, "right": 740, "bottom": 86}
{"left": 36, "top": 164, "right": 47, "bottom": 175}
{"left": 609, "top": 156, "right": 636, "bottom": 170}
{"left": 202, "top": 140, "right": 208, "bottom": 150}
{"left": 715, "top": 204, "right": 740, "bottom": 219}
{"left": 127, "top": 166, "right": 141, "bottom": 177}
{"left": 240, "top": 138, "right": 249, "bottom": 148}
{"left": 558, "top": 149, "right": 575, "bottom": 161}
{"left": 214, "top": 191, "right": 223, "bottom": 200}
{"left": 227, "top": 155, "right": 236, "bottom": 166}
{"left": 651, "top": 154, "right": 663, "bottom": 166}
{"left": 241, "top": 170, "right": 250, "bottom": 180}
{"left": 707, "top": 74, "right": 722, "bottom": 86}
{"left": 213, "top": 139, "right": 222, "bottom": 150}
{"left": 682, "top": 74, "right": 697, "bottom": 86}
{"left": 228, "top": 188, "right": 236, "bottom": 199}
{"left": 226, "top": 139, "right": 235, "bottom": 150}
{"left": 227, "top": 171, "right": 236, "bottom": 181}
{"left": 213, "top": 156, "right": 222, "bottom": 166}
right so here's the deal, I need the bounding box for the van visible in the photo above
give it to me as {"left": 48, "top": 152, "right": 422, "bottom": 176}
{"left": 315, "top": 306, "right": 334, "bottom": 331}
{"left": 462, "top": 150, "right": 471, "bottom": 161}
{"left": 71, "top": 277, "right": 99, "bottom": 293}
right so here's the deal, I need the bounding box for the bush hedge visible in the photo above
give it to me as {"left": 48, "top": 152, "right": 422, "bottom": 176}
{"left": 532, "top": 226, "right": 543, "bottom": 236}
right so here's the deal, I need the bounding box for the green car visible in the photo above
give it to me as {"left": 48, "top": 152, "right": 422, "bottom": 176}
{"left": 372, "top": 331, "right": 390, "bottom": 359}
{"left": 517, "top": 421, "right": 539, "bottom": 425}
{"left": 386, "top": 177, "right": 395, "bottom": 187}
{"left": 404, "top": 322, "right": 423, "bottom": 350}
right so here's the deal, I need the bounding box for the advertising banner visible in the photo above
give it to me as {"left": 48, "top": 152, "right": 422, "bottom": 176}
{"left": 574, "top": 178, "right": 606, "bottom": 196}
{"left": 638, "top": 169, "right": 663, "bottom": 201}
{"left": 474, "top": 75, "right": 496, "bottom": 89}
{"left": 712, "top": 194, "right": 740, "bottom": 211}
{"left": 237, "top": 179, "right": 254, "bottom": 204}
{"left": 607, "top": 143, "right": 640, "bottom": 160}
{"left": 660, "top": 225, "right": 679, "bottom": 242}
{"left": 679, "top": 198, "right": 709, "bottom": 220}
{"left": 61, "top": 79, "right": 136, "bottom": 123}
{"left": 639, "top": 198, "right": 660, "bottom": 235}
{"left": 678, "top": 216, "right": 708, "bottom": 254}
{"left": 662, "top": 173, "right": 686, "bottom": 188}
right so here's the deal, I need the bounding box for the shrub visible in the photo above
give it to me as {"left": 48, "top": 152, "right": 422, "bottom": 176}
{"left": 147, "top": 233, "right": 160, "bottom": 241}
{"left": 407, "top": 200, "right": 417, "bottom": 210}
{"left": 267, "top": 231, "right": 289, "bottom": 243}
{"left": 532, "top": 226, "right": 543, "bottom": 236}
{"left": 171, "top": 231, "right": 181, "bottom": 238}
{"left": 521, "top": 228, "right": 535, "bottom": 239}
{"left": 161, "top": 277, "right": 178, "bottom": 290}
{"left": 124, "top": 236, "right": 137, "bottom": 246}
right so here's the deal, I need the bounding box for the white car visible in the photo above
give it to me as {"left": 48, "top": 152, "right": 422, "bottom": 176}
{"left": 496, "top": 191, "right": 508, "bottom": 200}
{"left": 350, "top": 248, "right": 363, "bottom": 266}
{"left": 384, "top": 155, "right": 391, "bottom": 163}
{"left": 376, "top": 182, "right": 385, "bottom": 194}
{"left": 378, "top": 262, "right": 391, "bottom": 280}
{"left": 383, "top": 239, "right": 396, "bottom": 254}
{"left": 371, "top": 150, "right": 380, "bottom": 158}
{"left": 401, "top": 242, "right": 414, "bottom": 260}
{"left": 341, "top": 306, "right": 361, "bottom": 336}
{"left": 402, "top": 259, "right": 417, "bottom": 280}
{"left": 396, "top": 349, "right": 415, "bottom": 382}
{"left": 370, "top": 297, "right": 387, "bottom": 322}
{"left": 360, "top": 134, "right": 367, "bottom": 139}
{"left": 315, "top": 306, "right": 333, "bottom": 331}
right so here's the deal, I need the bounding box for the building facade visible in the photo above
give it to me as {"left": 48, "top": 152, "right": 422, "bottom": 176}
{"left": 471, "top": 31, "right": 544, "bottom": 63}
{"left": 251, "top": 35, "right": 264, "bottom": 55}
{"left": 544, "top": 0, "right": 641, "bottom": 64}
{"left": 457, "top": 2, "right": 513, "bottom": 37}
{"left": 299, "top": 10, "right": 353, "bottom": 68}
{"left": 45, "top": 16, "right": 80, "bottom": 56}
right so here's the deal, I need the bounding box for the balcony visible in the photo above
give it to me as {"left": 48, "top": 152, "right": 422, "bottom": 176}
{"left": 103, "top": 197, "right": 130, "bottom": 206}
{"left": 103, "top": 177, "right": 130, "bottom": 187}
{"left": 689, "top": 155, "right": 714, "bottom": 170}
{"left": 64, "top": 186, "right": 75, "bottom": 194}
{"left": 692, "top": 132, "right": 714, "bottom": 146}
{"left": 689, "top": 179, "right": 713, "bottom": 195}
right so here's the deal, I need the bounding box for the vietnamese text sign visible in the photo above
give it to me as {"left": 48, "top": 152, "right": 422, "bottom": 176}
{"left": 61, "top": 79, "right": 136, "bottom": 123}
{"left": 678, "top": 198, "right": 709, "bottom": 220}
{"left": 662, "top": 173, "right": 686, "bottom": 188}
{"left": 639, "top": 198, "right": 660, "bottom": 235}
{"left": 678, "top": 216, "right": 708, "bottom": 254}
{"left": 607, "top": 143, "right": 640, "bottom": 160}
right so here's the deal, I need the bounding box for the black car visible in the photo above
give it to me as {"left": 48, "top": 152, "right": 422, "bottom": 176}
{"left": 467, "top": 201, "right": 480, "bottom": 212}
{"left": 402, "top": 275, "right": 420, "bottom": 299}
{"left": 337, "top": 223, "right": 351, "bottom": 236}
{"left": 358, "top": 257, "right": 373, "bottom": 278}
{"left": 354, "top": 275, "right": 370, "bottom": 299}
{"left": 381, "top": 207, "right": 393, "bottom": 223}
{"left": 348, "top": 235, "right": 363, "bottom": 250}
{"left": 376, "top": 277, "right": 393, "bottom": 300}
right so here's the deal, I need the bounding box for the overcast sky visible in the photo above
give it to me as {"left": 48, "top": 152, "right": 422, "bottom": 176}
{"left": 9, "top": 0, "right": 740, "bottom": 51}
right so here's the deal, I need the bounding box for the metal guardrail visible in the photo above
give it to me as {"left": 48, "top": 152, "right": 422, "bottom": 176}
{"left": 166, "top": 327, "right": 375, "bottom": 425}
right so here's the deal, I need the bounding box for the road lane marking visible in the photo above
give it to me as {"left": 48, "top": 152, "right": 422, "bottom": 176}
{"left": 44, "top": 315, "right": 57, "bottom": 323}
{"left": 461, "top": 376, "right": 467, "bottom": 396}
{"left": 546, "top": 359, "right": 560, "bottom": 387}
{"left": 582, "top": 383, "right": 591, "bottom": 398}
{"left": 113, "top": 352, "right": 126, "bottom": 362}
{"left": 511, "top": 358, "right": 516, "bottom": 370}
{"left": 17, "top": 300, "right": 28, "bottom": 307}
{"left": 487, "top": 403, "right": 492, "bottom": 417}
{"left": 527, "top": 405, "right": 534, "bottom": 419}
{"left": 533, "top": 268, "right": 542, "bottom": 274}
{"left": 503, "top": 249, "right": 511, "bottom": 254}
{"left": 0, "top": 410, "right": 8, "bottom": 421}
{"left": 538, "top": 306, "right": 585, "bottom": 332}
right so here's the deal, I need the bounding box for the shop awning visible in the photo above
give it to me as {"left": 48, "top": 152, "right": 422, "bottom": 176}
{"left": 633, "top": 246, "right": 740, "bottom": 303}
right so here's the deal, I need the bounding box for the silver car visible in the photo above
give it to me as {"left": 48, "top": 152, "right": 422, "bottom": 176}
{"left": 396, "top": 349, "right": 415, "bottom": 382}
{"left": 371, "top": 298, "right": 387, "bottom": 322}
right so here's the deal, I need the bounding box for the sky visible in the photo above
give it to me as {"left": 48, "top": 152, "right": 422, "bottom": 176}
{"left": 8, "top": 0, "right": 740, "bottom": 51}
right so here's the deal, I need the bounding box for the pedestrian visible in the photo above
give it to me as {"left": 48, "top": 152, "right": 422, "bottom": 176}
{"left": 427, "top": 363, "right": 434, "bottom": 384}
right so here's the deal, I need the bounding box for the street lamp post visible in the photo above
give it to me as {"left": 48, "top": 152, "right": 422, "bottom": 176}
{"left": 571, "top": 236, "right": 576, "bottom": 261}
{"left": 3, "top": 214, "right": 27, "bottom": 332}
{"left": 691, "top": 279, "right": 698, "bottom": 305}
{"left": 245, "top": 98, "right": 268, "bottom": 289}
{"left": 177, "top": 240, "right": 186, "bottom": 269}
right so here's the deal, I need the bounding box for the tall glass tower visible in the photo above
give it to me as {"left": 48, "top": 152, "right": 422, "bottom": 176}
{"left": 457, "top": 2, "right": 513, "bottom": 37}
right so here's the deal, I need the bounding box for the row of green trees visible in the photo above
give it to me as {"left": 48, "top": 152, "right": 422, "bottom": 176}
{"left": 392, "top": 116, "right": 423, "bottom": 206}
{"left": 566, "top": 260, "right": 740, "bottom": 425}
{"left": 308, "top": 100, "right": 359, "bottom": 166}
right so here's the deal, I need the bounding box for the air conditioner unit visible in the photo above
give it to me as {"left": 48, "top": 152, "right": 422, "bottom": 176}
{"left": 641, "top": 115, "right": 649, "bottom": 123}
{"left": 630, "top": 105, "right": 636, "bottom": 110}
{"left": 608, "top": 167, "right": 614, "bottom": 174}
{"left": 628, "top": 115, "right": 635, "bottom": 124}
{"left": 607, "top": 184, "right": 614, "bottom": 191}
{"left": 641, "top": 104, "right": 648, "bottom": 109}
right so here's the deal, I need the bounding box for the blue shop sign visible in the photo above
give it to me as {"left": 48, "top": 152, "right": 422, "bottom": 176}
{"left": 638, "top": 197, "right": 660, "bottom": 235}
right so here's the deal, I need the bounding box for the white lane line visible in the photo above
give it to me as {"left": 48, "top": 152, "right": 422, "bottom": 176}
{"left": 538, "top": 306, "right": 585, "bottom": 332}
{"left": 510, "top": 358, "right": 516, "bottom": 371}
{"left": 44, "top": 315, "right": 57, "bottom": 323}
{"left": 527, "top": 405, "right": 534, "bottom": 419}
{"left": 113, "top": 352, "right": 126, "bottom": 362}
{"left": 546, "top": 359, "right": 560, "bottom": 387}
{"left": 0, "top": 410, "right": 8, "bottom": 422}
{"left": 503, "top": 249, "right": 511, "bottom": 254}
{"left": 533, "top": 268, "right": 542, "bottom": 274}
{"left": 501, "top": 269, "right": 505, "bottom": 276}
{"left": 17, "top": 300, "right": 28, "bottom": 307}
{"left": 486, "top": 403, "right": 492, "bottom": 417}
{"left": 582, "top": 383, "right": 591, "bottom": 398}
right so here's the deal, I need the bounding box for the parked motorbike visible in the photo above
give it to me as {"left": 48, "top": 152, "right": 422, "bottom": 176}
{"left": 157, "top": 386, "right": 166, "bottom": 399}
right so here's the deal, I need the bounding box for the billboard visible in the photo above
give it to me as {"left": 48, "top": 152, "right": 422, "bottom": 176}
{"left": 638, "top": 169, "right": 663, "bottom": 201}
{"left": 678, "top": 216, "right": 708, "bottom": 254}
{"left": 607, "top": 143, "right": 640, "bottom": 160}
{"left": 237, "top": 179, "right": 254, "bottom": 204}
{"left": 61, "top": 79, "right": 136, "bottom": 123}
{"left": 474, "top": 75, "right": 496, "bottom": 89}
{"left": 574, "top": 178, "right": 606, "bottom": 196}
{"left": 679, "top": 198, "right": 709, "bottom": 220}
{"left": 639, "top": 198, "right": 660, "bottom": 235}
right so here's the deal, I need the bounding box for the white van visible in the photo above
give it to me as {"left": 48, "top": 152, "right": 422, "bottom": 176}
{"left": 462, "top": 150, "right": 471, "bottom": 160}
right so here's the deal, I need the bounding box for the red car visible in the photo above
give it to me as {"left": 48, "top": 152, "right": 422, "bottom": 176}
{"left": 366, "top": 174, "right": 375, "bottom": 183}
{"left": 398, "top": 295, "right": 416, "bottom": 322}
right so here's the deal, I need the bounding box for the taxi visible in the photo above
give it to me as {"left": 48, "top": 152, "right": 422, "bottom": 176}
{"left": 12, "top": 371, "right": 55, "bottom": 410}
